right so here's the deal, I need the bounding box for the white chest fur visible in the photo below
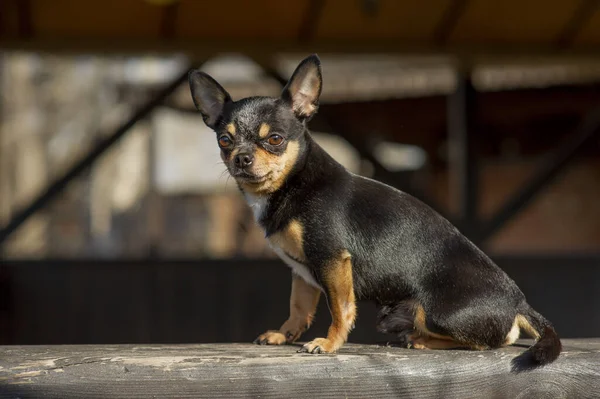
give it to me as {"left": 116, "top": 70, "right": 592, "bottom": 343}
{"left": 244, "top": 193, "right": 268, "bottom": 222}
{"left": 270, "top": 245, "right": 322, "bottom": 290}
{"left": 244, "top": 193, "right": 322, "bottom": 290}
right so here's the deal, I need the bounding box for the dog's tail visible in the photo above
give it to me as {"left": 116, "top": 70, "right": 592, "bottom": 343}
{"left": 517, "top": 303, "right": 562, "bottom": 365}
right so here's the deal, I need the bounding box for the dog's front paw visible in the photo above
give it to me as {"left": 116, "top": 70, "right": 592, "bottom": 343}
{"left": 298, "top": 338, "right": 337, "bottom": 354}
{"left": 253, "top": 331, "right": 286, "bottom": 345}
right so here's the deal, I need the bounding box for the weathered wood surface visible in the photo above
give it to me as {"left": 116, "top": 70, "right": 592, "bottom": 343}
{"left": 1, "top": 339, "right": 599, "bottom": 399}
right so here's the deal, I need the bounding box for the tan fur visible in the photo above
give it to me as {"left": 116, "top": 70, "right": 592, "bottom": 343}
{"left": 268, "top": 219, "right": 304, "bottom": 261}
{"left": 504, "top": 316, "right": 522, "bottom": 345}
{"left": 258, "top": 123, "right": 270, "bottom": 138}
{"left": 414, "top": 305, "right": 454, "bottom": 341}
{"left": 302, "top": 250, "right": 356, "bottom": 353}
{"left": 255, "top": 275, "right": 321, "bottom": 345}
{"left": 412, "top": 305, "right": 487, "bottom": 350}
{"left": 226, "top": 123, "right": 236, "bottom": 136}
{"left": 409, "top": 335, "right": 485, "bottom": 350}
{"left": 412, "top": 308, "right": 540, "bottom": 350}
{"left": 516, "top": 313, "right": 540, "bottom": 340}
{"left": 222, "top": 148, "right": 240, "bottom": 163}
{"left": 241, "top": 140, "right": 300, "bottom": 195}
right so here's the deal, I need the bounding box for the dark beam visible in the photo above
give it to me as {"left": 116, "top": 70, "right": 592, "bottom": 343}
{"left": 556, "top": 0, "right": 599, "bottom": 48}
{"left": 16, "top": 0, "right": 32, "bottom": 38}
{"left": 434, "top": 0, "right": 470, "bottom": 45}
{"left": 448, "top": 70, "right": 479, "bottom": 238}
{"left": 479, "top": 107, "right": 600, "bottom": 242}
{"left": 298, "top": 0, "right": 325, "bottom": 42}
{"left": 0, "top": 1, "right": 4, "bottom": 37}
{"left": 159, "top": 1, "right": 179, "bottom": 40}
{"left": 0, "top": 66, "right": 192, "bottom": 248}
{"left": 5, "top": 38, "right": 600, "bottom": 61}
{"left": 360, "top": 0, "right": 381, "bottom": 17}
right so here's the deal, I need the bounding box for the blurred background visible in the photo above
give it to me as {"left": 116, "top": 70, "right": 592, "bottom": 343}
{"left": 0, "top": 0, "right": 599, "bottom": 345}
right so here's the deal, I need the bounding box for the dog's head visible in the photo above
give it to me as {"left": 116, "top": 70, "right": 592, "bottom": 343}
{"left": 189, "top": 54, "right": 322, "bottom": 195}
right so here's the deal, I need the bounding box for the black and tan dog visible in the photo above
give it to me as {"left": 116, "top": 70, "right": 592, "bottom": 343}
{"left": 188, "top": 55, "right": 562, "bottom": 364}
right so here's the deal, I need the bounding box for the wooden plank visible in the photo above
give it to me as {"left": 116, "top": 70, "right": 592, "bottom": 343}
{"left": 0, "top": 340, "right": 598, "bottom": 398}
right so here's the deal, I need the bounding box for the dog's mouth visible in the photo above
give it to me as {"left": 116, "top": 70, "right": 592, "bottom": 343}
{"left": 232, "top": 171, "right": 271, "bottom": 184}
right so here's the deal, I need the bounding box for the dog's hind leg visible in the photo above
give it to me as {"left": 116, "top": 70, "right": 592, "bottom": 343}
{"left": 407, "top": 334, "right": 486, "bottom": 350}
{"left": 376, "top": 299, "right": 418, "bottom": 345}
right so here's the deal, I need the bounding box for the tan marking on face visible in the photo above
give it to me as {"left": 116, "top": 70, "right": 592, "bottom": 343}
{"left": 226, "top": 123, "right": 236, "bottom": 136}
{"left": 301, "top": 250, "right": 355, "bottom": 353}
{"left": 240, "top": 140, "right": 300, "bottom": 195}
{"left": 223, "top": 147, "right": 240, "bottom": 163}
{"left": 516, "top": 313, "right": 540, "bottom": 340}
{"left": 268, "top": 219, "right": 304, "bottom": 261}
{"left": 258, "top": 123, "right": 271, "bottom": 139}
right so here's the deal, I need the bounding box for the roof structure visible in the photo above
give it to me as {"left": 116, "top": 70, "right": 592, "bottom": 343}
{"left": 1, "top": 0, "right": 599, "bottom": 58}
{"left": 3, "top": 0, "right": 600, "bottom": 101}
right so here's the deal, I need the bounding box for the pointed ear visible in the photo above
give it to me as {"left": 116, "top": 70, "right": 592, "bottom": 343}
{"left": 281, "top": 54, "right": 322, "bottom": 120}
{"left": 188, "top": 70, "right": 232, "bottom": 128}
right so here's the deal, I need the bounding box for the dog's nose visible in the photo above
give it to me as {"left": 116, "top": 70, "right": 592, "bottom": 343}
{"left": 234, "top": 153, "right": 254, "bottom": 168}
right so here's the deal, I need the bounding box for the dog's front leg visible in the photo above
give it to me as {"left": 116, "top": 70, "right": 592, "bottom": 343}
{"left": 254, "top": 274, "right": 320, "bottom": 345}
{"left": 299, "top": 251, "right": 356, "bottom": 354}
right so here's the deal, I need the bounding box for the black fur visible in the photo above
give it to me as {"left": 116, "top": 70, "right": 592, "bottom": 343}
{"left": 376, "top": 300, "right": 417, "bottom": 337}
{"left": 188, "top": 54, "right": 562, "bottom": 365}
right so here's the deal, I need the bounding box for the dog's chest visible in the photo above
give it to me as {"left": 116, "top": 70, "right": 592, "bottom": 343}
{"left": 244, "top": 193, "right": 321, "bottom": 290}
{"left": 244, "top": 193, "right": 268, "bottom": 222}
{"left": 245, "top": 194, "right": 322, "bottom": 289}
{"left": 270, "top": 246, "right": 321, "bottom": 290}
{"left": 268, "top": 223, "right": 321, "bottom": 289}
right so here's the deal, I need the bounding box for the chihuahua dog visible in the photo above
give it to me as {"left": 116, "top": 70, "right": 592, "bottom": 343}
{"left": 188, "top": 54, "right": 561, "bottom": 364}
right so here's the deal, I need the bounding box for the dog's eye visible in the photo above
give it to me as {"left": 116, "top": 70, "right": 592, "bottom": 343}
{"left": 218, "top": 135, "right": 232, "bottom": 148}
{"left": 267, "top": 134, "right": 284, "bottom": 146}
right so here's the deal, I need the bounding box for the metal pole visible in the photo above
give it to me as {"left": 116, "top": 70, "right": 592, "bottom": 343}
{"left": 448, "top": 70, "right": 478, "bottom": 240}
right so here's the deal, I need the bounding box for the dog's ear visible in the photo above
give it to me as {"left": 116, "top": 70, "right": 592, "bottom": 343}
{"left": 188, "top": 70, "right": 232, "bottom": 128}
{"left": 281, "top": 54, "right": 322, "bottom": 120}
